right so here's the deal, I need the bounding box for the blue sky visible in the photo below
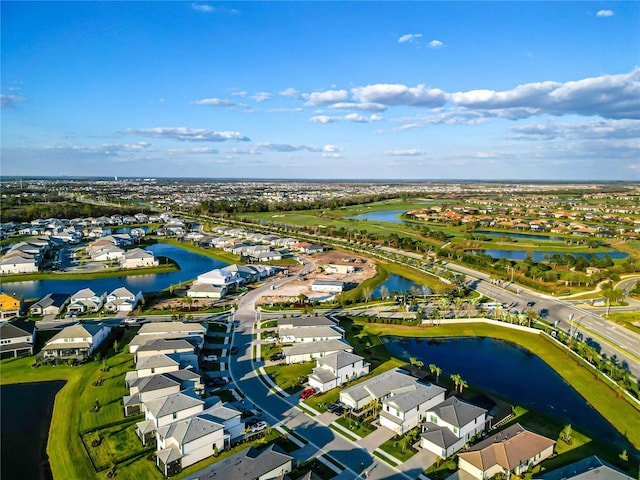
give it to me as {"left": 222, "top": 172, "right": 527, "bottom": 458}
{"left": 2, "top": 1, "right": 639, "bottom": 180}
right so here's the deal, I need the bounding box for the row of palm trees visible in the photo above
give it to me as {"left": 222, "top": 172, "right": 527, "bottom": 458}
{"left": 409, "top": 358, "right": 468, "bottom": 394}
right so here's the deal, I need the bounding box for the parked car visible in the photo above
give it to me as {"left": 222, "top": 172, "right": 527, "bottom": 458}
{"left": 526, "top": 301, "right": 536, "bottom": 307}
{"left": 270, "top": 352, "right": 285, "bottom": 361}
{"left": 299, "top": 388, "right": 316, "bottom": 399}
{"left": 250, "top": 421, "right": 268, "bottom": 433}
{"left": 327, "top": 401, "right": 344, "bottom": 413}
{"left": 202, "top": 355, "right": 218, "bottom": 362}
{"left": 205, "top": 377, "right": 226, "bottom": 388}
{"left": 263, "top": 337, "right": 278, "bottom": 343}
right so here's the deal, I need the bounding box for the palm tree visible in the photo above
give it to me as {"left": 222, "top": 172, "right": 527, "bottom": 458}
{"left": 458, "top": 378, "right": 468, "bottom": 394}
{"left": 362, "top": 286, "right": 373, "bottom": 303}
{"left": 450, "top": 373, "right": 461, "bottom": 392}
{"left": 379, "top": 285, "right": 389, "bottom": 300}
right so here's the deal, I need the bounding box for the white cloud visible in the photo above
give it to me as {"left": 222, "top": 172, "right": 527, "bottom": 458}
{"left": 510, "top": 119, "right": 640, "bottom": 141}
{"left": 1, "top": 94, "right": 27, "bottom": 108}
{"left": 310, "top": 115, "right": 337, "bottom": 124}
{"left": 323, "top": 145, "right": 343, "bottom": 152}
{"left": 268, "top": 107, "right": 304, "bottom": 113}
{"left": 386, "top": 148, "right": 424, "bottom": 156}
{"left": 429, "top": 39, "right": 444, "bottom": 48}
{"left": 398, "top": 33, "right": 422, "bottom": 44}
{"left": 345, "top": 113, "right": 382, "bottom": 123}
{"left": 167, "top": 147, "right": 219, "bottom": 154}
{"left": 251, "top": 92, "right": 272, "bottom": 102}
{"left": 329, "top": 102, "right": 387, "bottom": 112}
{"left": 353, "top": 84, "right": 447, "bottom": 107}
{"left": 122, "top": 127, "right": 249, "bottom": 142}
{"left": 192, "top": 3, "right": 213, "bottom": 13}
{"left": 596, "top": 9, "right": 614, "bottom": 17}
{"left": 280, "top": 87, "right": 304, "bottom": 99}
{"left": 322, "top": 153, "right": 343, "bottom": 159}
{"left": 192, "top": 98, "right": 236, "bottom": 107}
{"left": 305, "top": 89, "right": 349, "bottom": 106}
{"left": 230, "top": 90, "right": 248, "bottom": 97}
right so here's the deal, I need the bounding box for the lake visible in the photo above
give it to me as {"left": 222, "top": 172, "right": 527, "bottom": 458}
{"left": 373, "top": 273, "right": 431, "bottom": 298}
{"left": 481, "top": 249, "right": 628, "bottom": 262}
{"left": 1, "top": 243, "right": 229, "bottom": 298}
{"left": 474, "top": 230, "right": 567, "bottom": 242}
{"left": 1, "top": 381, "right": 65, "bottom": 480}
{"left": 347, "top": 210, "right": 410, "bottom": 224}
{"left": 381, "top": 336, "right": 634, "bottom": 450}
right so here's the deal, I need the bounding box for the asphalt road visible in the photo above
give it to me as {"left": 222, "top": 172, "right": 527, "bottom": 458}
{"left": 227, "top": 259, "right": 416, "bottom": 480}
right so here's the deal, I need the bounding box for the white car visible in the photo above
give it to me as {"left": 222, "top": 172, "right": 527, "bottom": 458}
{"left": 250, "top": 421, "right": 267, "bottom": 433}
{"left": 202, "top": 355, "right": 218, "bottom": 362}
{"left": 263, "top": 337, "right": 278, "bottom": 343}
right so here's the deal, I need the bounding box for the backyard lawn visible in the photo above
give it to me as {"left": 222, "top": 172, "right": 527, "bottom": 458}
{"left": 263, "top": 362, "right": 314, "bottom": 394}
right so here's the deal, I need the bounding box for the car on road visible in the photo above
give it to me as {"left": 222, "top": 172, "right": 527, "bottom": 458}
{"left": 299, "top": 388, "right": 316, "bottom": 399}
{"left": 526, "top": 301, "right": 536, "bottom": 307}
{"left": 250, "top": 421, "right": 268, "bottom": 433}
{"left": 263, "top": 337, "right": 278, "bottom": 343}
{"left": 270, "top": 352, "right": 285, "bottom": 361}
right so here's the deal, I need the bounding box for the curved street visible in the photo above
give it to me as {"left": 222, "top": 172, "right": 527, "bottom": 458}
{"left": 227, "top": 259, "right": 416, "bottom": 480}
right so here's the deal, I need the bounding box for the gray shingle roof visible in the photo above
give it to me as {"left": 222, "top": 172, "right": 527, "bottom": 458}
{"left": 137, "top": 338, "right": 195, "bottom": 353}
{"left": 136, "top": 354, "right": 180, "bottom": 370}
{"left": 156, "top": 415, "right": 223, "bottom": 445}
{"left": 282, "top": 339, "right": 352, "bottom": 357}
{"left": 144, "top": 391, "right": 203, "bottom": 418}
{"left": 196, "top": 444, "right": 292, "bottom": 480}
{"left": 430, "top": 396, "right": 487, "bottom": 428}
{"left": 420, "top": 422, "right": 461, "bottom": 449}
{"left": 341, "top": 368, "right": 415, "bottom": 404}
{"left": 384, "top": 383, "right": 445, "bottom": 413}
{"left": 318, "top": 350, "right": 364, "bottom": 370}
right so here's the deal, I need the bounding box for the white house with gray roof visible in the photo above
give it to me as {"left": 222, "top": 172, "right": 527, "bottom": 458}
{"left": 277, "top": 315, "right": 337, "bottom": 329}
{"left": 420, "top": 396, "right": 488, "bottom": 458}
{"left": 311, "top": 279, "right": 345, "bottom": 293}
{"left": 282, "top": 339, "right": 353, "bottom": 364}
{"left": 121, "top": 248, "right": 159, "bottom": 268}
{"left": 155, "top": 415, "right": 226, "bottom": 477}
{"left": 136, "top": 390, "right": 204, "bottom": 445}
{"left": 339, "top": 368, "right": 417, "bottom": 410}
{"left": 379, "top": 382, "right": 446, "bottom": 435}
{"left": 192, "top": 444, "right": 293, "bottom": 480}
{"left": 66, "top": 288, "right": 106, "bottom": 314}
{"left": 40, "top": 323, "right": 110, "bottom": 361}
{"left": 134, "top": 338, "right": 195, "bottom": 363}
{"left": 278, "top": 325, "right": 344, "bottom": 344}
{"left": 308, "top": 351, "right": 370, "bottom": 393}
{"left": 123, "top": 373, "right": 182, "bottom": 416}
{"left": 104, "top": 287, "right": 143, "bottom": 313}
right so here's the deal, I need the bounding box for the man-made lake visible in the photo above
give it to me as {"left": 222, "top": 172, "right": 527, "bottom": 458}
{"left": 347, "top": 210, "right": 410, "bottom": 224}
{"left": 381, "top": 336, "right": 633, "bottom": 450}
{"left": 2, "top": 243, "right": 228, "bottom": 298}
{"left": 474, "top": 230, "right": 567, "bottom": 242}
{"left": 482, "top": 249, "right": 628, "bottom": 262}
{"left": 373, "top": 274, "right": 431, "bottom": 298}
{"left": 1, "top": 381, "right": 65, "bottom": 480}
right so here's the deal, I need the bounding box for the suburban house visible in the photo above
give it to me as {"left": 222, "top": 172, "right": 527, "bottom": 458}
{"left": 136, "top": 390, "right": 205, "bottom": 445}
{"left": 308, "top": 350, "right": 370, "bottom": 393}
{"left": 277, "top": 315, "right": 337, "bottom": 329}
{"left": 155, "top": 415, "right": 226, "bottom": 477}
{"left": 0, "top": 253, "right": 38, "bottom": 274}
{"left": 88, "top": 244, "right": 125, "bottom": 261}
{"left": 340, "top": 368, "right": 417, "bottom": 411}
{"left": 121, "top": 248, "right": 159, "bottom": 268}
{"left": 123, "top": 374, "right": 182, "bottom": 416}
{"left": 311, "top": 280, "right": 345, "bottom": 293}
{"left": 135, "top": 338, "right": 196, "bottom": 362}
{"left": 535, "top": 455, "right": 634, "bottom": 480}
{"left": 196, "top": 268, "right": 243, "bottom": 290}
{"left": 129, "top": 322, "right": 206, "bottom": 353}
{"left": 0, "top": 292, "right": 24, "bottom": 320}
{"left": 67, "top": 288, "right": 107, "bottom": 314}
{"left": 0, "top": 320, "right": 36, "bottom": 359}
{"left": 379, "top": 383, "right": 447, "bottom": 435}
{"left": 420, "top": 396, "right": 488, "bottom": 458}
{"left": 457, "top": 423, "right": 556, "bottom": 479}
{"left": 29, "top": 293, "right": 70, "bottom": 316}
{"left": 127, "top": 353, "right": 196, "bottom": 383}
{"left": 193, "top": 444, "right": 293, "bottom": 480}
{"left": 278, "top": 325, "right": 344, "bottom": 343}
{"left": 187, "top": 283, "right": 227, "bottom": 299}
{"left": 103, "top": 287, "right": 143, "bottom": 313}
{"left": 199, "top": 400, "right": 245, "bottom": 440}
{"left": 293, "top": 242, "right": 323, "bottom": 254}
{"left": 282, "top": 339, "right": 353, "bottom": 364}
{"left": 40, "top": 323, "right": 111, "bottom": 361}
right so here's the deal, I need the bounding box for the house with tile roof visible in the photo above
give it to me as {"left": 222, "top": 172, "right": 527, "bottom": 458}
{"left": 308, "top": 350, "right": 370, "bottom": 393}
{"left": 379, "top": 383, "right": 446, "bottom": 435}
{"left": 420, "top": 396, "right": 488, "bottom": 458}
{"left": 458, "top": 422, "right": 555, "bottom": 479}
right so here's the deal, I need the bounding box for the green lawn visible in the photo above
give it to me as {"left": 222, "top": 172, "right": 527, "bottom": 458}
{"left": 82, "top": 418, "right": 152, "bottom": 471}
{"left": 359, "top": 321, "right": 640, "bottom": 451}
{"left": 263, "top": 362, "right": 314, "bottom": 394}
{"left": 335, "top": 416, "right": 376, "bottom": 438}
{"left": 378, "top": 428, "right": 420, "bottom": 462}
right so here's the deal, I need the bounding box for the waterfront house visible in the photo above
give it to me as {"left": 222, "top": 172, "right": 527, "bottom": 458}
{"left": 308, "top": 350, "right": 370, "bottom": 393}
{"left": 29, "top": 293, "right": 70, "bottom": 316}
{"left": 121, "top": 248, "right": 159, "bottom": 268}
{"left": 104, "top": 287, "right": 143, "bottom": 313}
{"left": 277, "top": 315, "right": 337, "bottom": 329}
{"left": 278, "top": 325, "right": 344, "bottom": 344}
{"left": 187, "top": 283, "right": 228, "bottom": 299}
{"left": 155, "top": 415, "right": 226, "bottom": 477}
{"left": 67, "top": 288, "right": 106, "bottom": 314}
{"left": 40, "top": 323, "right": 110, "bottom": 361}
{"left": 123, "top": 373, "right": 182, "bottom": 416}
{"left": 457, "top": 423, "right": 555, "bottom": 479}
{"left": 339, "top": 368, "right": 416, "bottom": 410}
{"left": 192, "top": 444, "right": 293, "bottom": 480}
{"left": 379, "top": 382, "right": 447, "bottom": 435}
{"left": 282, "top": 339, "right": 353, "bottom": 364}
{"left": 136, "top": 390, "right": 204, "bottom": 445}
{"left": 0, "top": 320, "right": 35, "bottom": 359}
{"left": 420, "top": 396, "right": 488, "bottom": 458}
{"left": 534, "top": 455, "right": 634, "bottom": 480}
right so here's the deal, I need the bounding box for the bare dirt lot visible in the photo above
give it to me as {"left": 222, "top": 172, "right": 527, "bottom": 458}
{"left": 259, "top": 250, "right": 377, "bottom": 303}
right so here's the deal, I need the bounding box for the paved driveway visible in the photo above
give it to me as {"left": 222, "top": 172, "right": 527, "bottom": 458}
{"left": 358, "top": 424, "right": 396, "bottom": 452}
